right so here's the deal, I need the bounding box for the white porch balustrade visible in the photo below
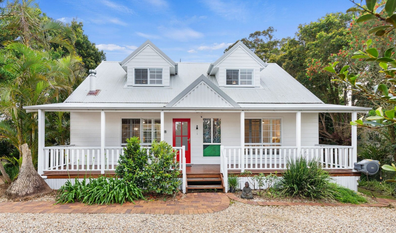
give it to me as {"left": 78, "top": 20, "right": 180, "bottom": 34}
{"left": 42, "top": 146, "right": 187, "bottom": 193}
{"left": 220, "top": 145, "right": 354, "bottom": 193}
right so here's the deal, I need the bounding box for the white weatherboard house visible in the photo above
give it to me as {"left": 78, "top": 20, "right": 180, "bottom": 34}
{"left": 26, "top": 40, "right": 370, "bottom": 192}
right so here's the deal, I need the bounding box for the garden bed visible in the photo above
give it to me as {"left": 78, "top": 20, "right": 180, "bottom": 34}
{"left": 230, "top": 189, "right": 377, "bottom": 205}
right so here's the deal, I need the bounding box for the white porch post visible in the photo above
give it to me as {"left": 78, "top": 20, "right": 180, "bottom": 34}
{"left": 351, "top": 112, "right": 357, "bottom": 168}
{"left": 240, "top": 111, "right": 245, "bottom": 172}
{"left": 38, "top": 109, "right": 45, "bottom": 176}
{"left": 101, "top": 110, "right": 105, "bottom": 174}
{"left": 296, "top": 111, "right": 302, "bottom": 156}
{"left": 160, "top": 111, "right": 164, "bottom": 141}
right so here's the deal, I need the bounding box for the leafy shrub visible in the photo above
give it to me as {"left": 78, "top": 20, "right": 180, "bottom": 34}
{"left": 116, "top": 137, "right": 181, "bottom": 195}
{"left": 330, "top": 183, "right": 367, "bottom": 204}
{"left": 280, "top": 157, "right": 333, "bottom": 199}
{"left": 228, "top": 175, "right": 239, "bottom": 190}
{"left": 0, "top": 163, "right": 19, "bottom": 181}
{"left": 56, "top": 176, "right": 143, "bottom": 205}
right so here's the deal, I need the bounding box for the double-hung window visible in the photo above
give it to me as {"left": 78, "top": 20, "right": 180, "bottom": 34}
{"left": 203, "top": 118, "right": 221, "bottom": 156}
{"left": 135, "top": 68, "right": 163, "bottom": 85}
{"left": 226, "top": 69, "right": 253, "bottom": 85}
{"left": 122, "top": 119, "right": 161, "bottom": 145}
{"left": 245, "top": 118, "right": 281, "bottom": 145}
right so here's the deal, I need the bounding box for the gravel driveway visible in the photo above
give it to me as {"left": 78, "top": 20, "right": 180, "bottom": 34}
{"left": 0, "top": 202, "right": 395, "bottom": 232}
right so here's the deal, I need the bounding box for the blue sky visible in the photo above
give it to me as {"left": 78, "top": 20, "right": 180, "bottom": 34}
{"left": 29, "top": 0, "right": 354, "bottom": 62}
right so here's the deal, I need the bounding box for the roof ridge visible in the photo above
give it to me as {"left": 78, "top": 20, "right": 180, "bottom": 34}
{"left": 120, "top": 40, "right": 175, "bottom": 67}
{"left": 207, "top": 41, "right": 267, "bottom": 74}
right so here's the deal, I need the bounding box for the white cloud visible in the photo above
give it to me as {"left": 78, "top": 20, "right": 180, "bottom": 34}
{"left": 57, "top": 17, "right": 75, "bottom": 24}
{"left": 126, "top": 45, "right": 138, "bottom": 50}
{"left": 96, "top": 44, "right": 137, "bottom": 53}
{"left": 101, "top": 0, "right": 134, "bottom": 14}
{"left": 187, "top": 49, "right": 197, "bottom": 53}
{"left": 197, "top": 42, "right": 232, "bottom": 51}
{"left": 90, "top": 17, "right": 128, "bottom": 26}
{"left": 159, "top": 27, "right": 203, "bottom": 41}
{"left": 136, "top": 32, "right": 160, "bottom": 39}
{"left": 144, "top": 0, "right": 168, "bottom": 8}
{"left": 201, "top": 0, "right": 247, "bottom": 21}
{"left": 108, "top": 18, "right": 128, "bottom": 26}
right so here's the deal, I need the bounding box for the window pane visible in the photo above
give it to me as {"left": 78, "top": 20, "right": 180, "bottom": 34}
{"left": 203, "top": 118, "right": 211, "bottom": 143}
{"left": 250, "top": 119, "right": 261, "bottom": 143}
{"left": 244, "top": 119, "right": 250, "bottom": 143}
{"left": 142, "top": 119, "right": 152, "bottom": 143}
{"left": 213, "top": 118, "right": 221, "bottom": 143}
{"left": 245, "top": 119, "right": 261, "bottom": 143}
{"left": 272, "top": 119, "right": 281, "bottom": 143}
{"left": 226, "top": 70, "right": 239, "bottom": 85}
{"left": 182, "top": 137, "right": 188, "bottom": 151}
{"left": 154, "top": 119, "right": 161, "bottom": 142}
{"left": 121, "top": 119, "right": 140, "bottom": 143}
{"left": 182, "top": 122, "right": 188, "bottom": 136}
{"left": 175, "top": 122, "right": 181, "bottom": 136}
{"left": 240, "top": 69, "right": 253, "bottom": 85}
{"left": 135, "top": 69, "right": 148, "bottom": 84}
{"left": 262, "top": 119, "right": 271, "bottom": 143}
{"left": 149, "top": 68, "right": 162, "bottom": 85}
{"left": 176, "top": 137, "right": 181, "bottom": 147}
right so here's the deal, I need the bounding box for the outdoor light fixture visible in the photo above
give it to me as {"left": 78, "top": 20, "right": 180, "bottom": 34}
{"left": 196, "top": 125, "right": 198, "bottom": 130}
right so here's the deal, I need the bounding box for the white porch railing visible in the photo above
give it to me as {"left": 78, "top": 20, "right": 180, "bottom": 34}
{"left": 220, "top": 145, "right": 354, "bottom": 193}
{"left": 221, "top": 145, "right": 353, "bottom": 172}
{"left": 42, "top": 145, "right": 187, "bottom": 193}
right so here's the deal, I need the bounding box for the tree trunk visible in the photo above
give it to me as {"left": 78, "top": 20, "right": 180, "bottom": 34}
{"left": 6, "top": 143, "right": 52, "bottom": 199}
{"left": 0, "top": 162, "right": 12, "bottom": 184}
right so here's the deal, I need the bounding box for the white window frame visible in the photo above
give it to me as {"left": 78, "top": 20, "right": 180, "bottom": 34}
{"left": 202, "top": 118, "right": 221, "bottom": 145}
{"left": 133, "top": 68, "right": 163, "bottom": 86}
{"left": 245, "top": 117, "right": 282, "bottom": 146}
{"left": 121, "top": 118, "right": 161, "bottom": 145}
{"left": 225, "top": 68, "right": 254, "bottom": 86}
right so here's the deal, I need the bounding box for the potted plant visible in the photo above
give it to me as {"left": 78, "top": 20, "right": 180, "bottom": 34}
{"left": 228, "top": 175, "right": 239, "bottom": 193}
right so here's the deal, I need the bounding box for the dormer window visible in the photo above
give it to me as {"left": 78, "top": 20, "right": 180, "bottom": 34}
{"left": 135, "top": 68, "right": 163, "bottom": 85}
{"left": 226, "top": 69, "right": 253, "bottom": 85}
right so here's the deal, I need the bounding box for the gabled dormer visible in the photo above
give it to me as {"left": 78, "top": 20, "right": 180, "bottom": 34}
{"left": 121, "top": 40, "right": 176, "bottom": 87}
{"left": 207, "top": 41, "right": 267, "bottom": 87}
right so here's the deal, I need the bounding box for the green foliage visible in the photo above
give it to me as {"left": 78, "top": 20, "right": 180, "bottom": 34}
{"left": 359, "top": 179, "right": 396, "bottom": 196}
{"left": 0, "top": 163, "right": 19, "bottom": 181}
{"left": 228, "top": 175, "right": 239, "bottom": 189}
{"left": 56, "top": 177, "right": 144, "bottom": 205}
{"left": 329, "top": 183, "right": 367, "bottom": 204}
{"left": 0, "top": 0, "right": 105, "bottom": 167}
{"left": 325, "top": 0, "right": 396, "bottom": 163}
{"left": 225, "top": 27, "right": 282, "bottom": 63}
{"left": 280, "top": 157, "right": 333, "bottom": 199}
{"left": 359, "top": 131, "right": 395, "bottom": 165}
{"left": 116, "top": 137, "right": 181, "bottom": 195}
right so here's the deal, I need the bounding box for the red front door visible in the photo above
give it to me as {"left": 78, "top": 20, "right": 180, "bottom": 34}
{"left": 173, "top": 119, "right": 191, "bottom": 164}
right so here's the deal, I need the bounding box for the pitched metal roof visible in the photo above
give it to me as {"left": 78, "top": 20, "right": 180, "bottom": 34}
{"left": 221, "top": 63, "right": 324, "bottom": 104}
{"left": 207, "top": 41, "right": 267, "bottom": 75}
{"left": 120, "top": 40, "right": 176, "bottom": 67}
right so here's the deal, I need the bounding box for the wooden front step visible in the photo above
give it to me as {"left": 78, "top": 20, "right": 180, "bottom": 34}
{"left": 186, "top": 173, "right": 224, "bottom": 192}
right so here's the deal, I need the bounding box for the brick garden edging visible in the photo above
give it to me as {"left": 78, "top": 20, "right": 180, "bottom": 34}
{"left": 226, "top": 193, "right": 396, "bottom": 207}
{"left": 0, "top": 193, "right": 230, "bottom": 215}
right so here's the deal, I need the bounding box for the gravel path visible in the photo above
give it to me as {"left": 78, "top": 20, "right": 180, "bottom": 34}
{"left": 0, "top": 202, "right": 395, "bottom": 232}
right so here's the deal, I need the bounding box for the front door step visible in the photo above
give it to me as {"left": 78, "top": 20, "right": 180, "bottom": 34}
{"left": 186, "top": 173, "right": 224, "bottom": 192}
